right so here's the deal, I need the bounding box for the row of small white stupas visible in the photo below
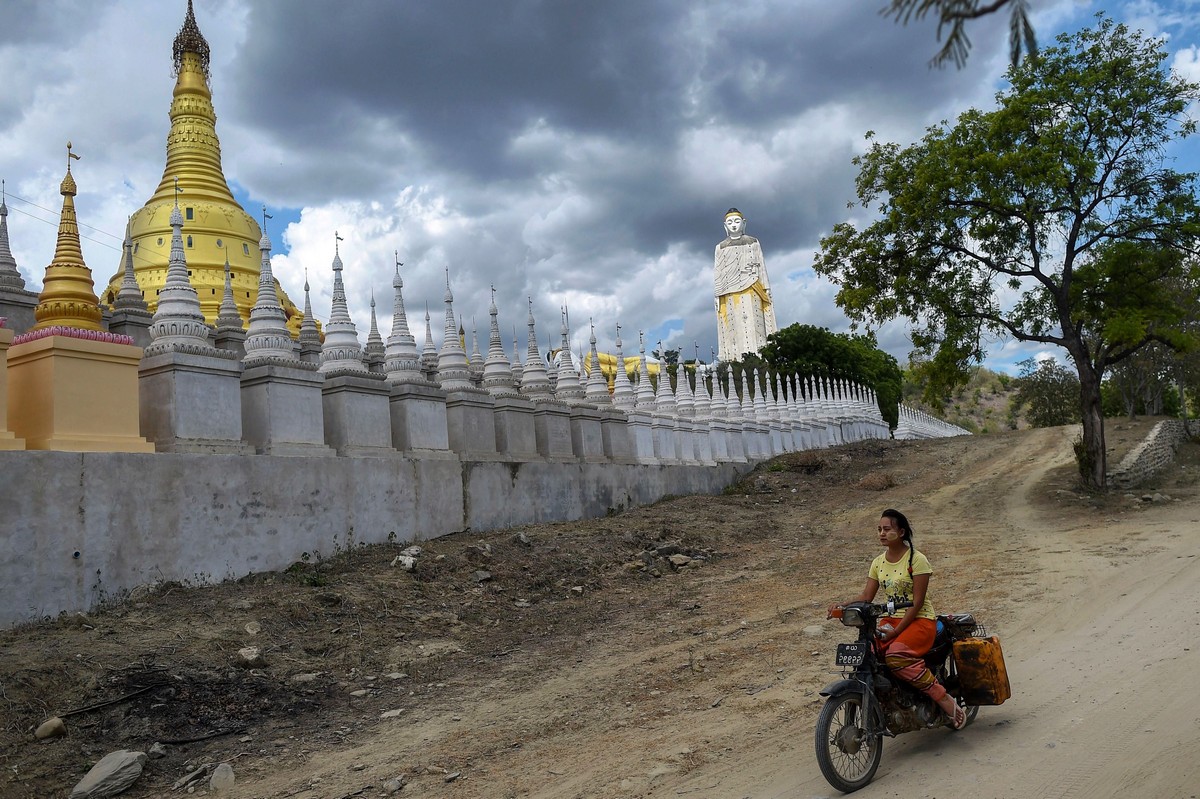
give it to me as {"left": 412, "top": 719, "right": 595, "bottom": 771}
{"left": 893, "top": 405, "right": 972, "bottom": 440}
{"left": 3, "top": 188, "right": 968, "bottom": 457}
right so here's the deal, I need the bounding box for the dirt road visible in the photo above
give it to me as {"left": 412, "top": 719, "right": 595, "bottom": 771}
{"left": 3, "top": 423, "right": 1198, "bottom": 798}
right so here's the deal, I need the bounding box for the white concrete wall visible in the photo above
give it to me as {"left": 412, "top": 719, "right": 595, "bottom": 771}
{"left": 0, "top": 451, "right": 747, "bottom": 625}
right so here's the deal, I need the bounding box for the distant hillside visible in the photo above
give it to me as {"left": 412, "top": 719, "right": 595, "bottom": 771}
{"left": 902, "top": 366, "right": 1028, "bottom": 434}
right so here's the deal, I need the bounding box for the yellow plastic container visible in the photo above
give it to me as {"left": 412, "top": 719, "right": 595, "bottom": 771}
{"left": 952, "top": 635, "right": 1011, "bottom": 706}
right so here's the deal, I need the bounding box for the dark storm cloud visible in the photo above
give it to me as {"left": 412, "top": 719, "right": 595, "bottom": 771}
{"left": 199, "top": 0, "right": 1035, "bottom": 362}
{"left": 224, "top": 1, "right": 1000, "bottom": 207}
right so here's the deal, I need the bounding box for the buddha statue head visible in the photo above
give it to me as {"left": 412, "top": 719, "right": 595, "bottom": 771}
{"left": 724, "top": 208, "right": 745, "bottom": 239}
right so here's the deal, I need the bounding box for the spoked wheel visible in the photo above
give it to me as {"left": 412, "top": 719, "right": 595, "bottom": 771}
{"left": 814, "top": 692, "right": 883, "bottom": 793}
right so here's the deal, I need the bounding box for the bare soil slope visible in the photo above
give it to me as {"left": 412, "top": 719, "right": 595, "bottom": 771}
{"left": 3, "top": 418, "right": 1197, "bottom": 799}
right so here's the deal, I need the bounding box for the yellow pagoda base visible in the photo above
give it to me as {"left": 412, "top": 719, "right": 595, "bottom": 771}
{"left": 0, "top": 328, "right": 26, "bottom": 450}
{"left": 6, "top": 333, "right": 154, "bottom": 452}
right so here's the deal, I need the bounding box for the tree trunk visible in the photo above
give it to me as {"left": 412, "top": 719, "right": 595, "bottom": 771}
{"left": 1078, "top": 365, "right": 1107, "bottom": 488}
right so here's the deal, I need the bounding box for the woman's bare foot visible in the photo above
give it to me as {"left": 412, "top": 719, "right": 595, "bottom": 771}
{"left": 936, "top": 694, "right": 967, "bottom": 729}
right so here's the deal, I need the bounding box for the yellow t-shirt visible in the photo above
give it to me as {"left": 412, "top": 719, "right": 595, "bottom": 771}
{"left": 869, "top": 548, "right": 935, "bottom": 620}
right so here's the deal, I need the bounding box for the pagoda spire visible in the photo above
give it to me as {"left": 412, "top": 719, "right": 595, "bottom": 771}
{"left": 296, "top": 270, "right": 322, "bottom": 362}
{"left": 553, "top": 306, "right": 585, "bottom": 403}
{"left": 384, "top": 253, "right": 422, "bottom": 383}
{"left": 319, "top": 233, "right": 366, "bottom": 373}
{"left": 154, "top": 1, "right": 231, "bottom": 208}
{"left": 469, "top": 318, "right": 485, "bottom": 386}
{"left": 510, "top": 324, "right": 524, "bottom": 388}
{"left": 420, "top": 303, "right": 438, "bottom": 378}
{"left": 518, "top": 298, "right": 551, "bottom": 400}
{"left": 436, "top": 267, "right": 472, "bottom": 390}
{"left": 215, "top": 249, "right": 242, "bottom": 330}
{"left": 611, "top": 323, "right": 635, "bottom": 411}
{"left": 146, "top": 177, "right": 212, "bottom": 352}
{"left": 0, "top": 179, "right": 27, "bottom": 291}
{"left": 112, "top": 218, "right": 148, "bottom": 312}
{"left": 242, "top": 209, "right": 295, "bottom": 361}
{"left": 675, "top": 359, "right": 695, "bottom": 418}
{"left": 653, "top": 341, "right": 676, "bottom": 414}
{"left": 32, "top": 142, "right": 103, "bottom": 331}
{"left": 363, "top": 291, "right": 386, "bottom": 370}
{"left": 482, "top": 286, "right": 517, "bottom": 396}
{"left": 105, "top": 1, "right": 304, "bottom": 334}
{"left": 585, "top": 320, "right": 611, "bottom": 406}
{"left": 634, "top": 332, "right": 655, "bottom": 408}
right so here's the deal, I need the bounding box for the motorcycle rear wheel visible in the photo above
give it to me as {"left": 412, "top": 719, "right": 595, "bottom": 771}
{"left": 941, "top": 658, "right": 980, "bottom": 729}
{"left": 815, "top": 692, "right": 883, "bottom": 793}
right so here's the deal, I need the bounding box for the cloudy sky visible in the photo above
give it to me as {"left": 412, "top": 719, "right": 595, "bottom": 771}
{"left": 2, "top": 0, "right": 1198, "bottom": 372}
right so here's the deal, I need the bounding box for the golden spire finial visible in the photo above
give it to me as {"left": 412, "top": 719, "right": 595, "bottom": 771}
{"left": 33, "top": 144, "right": 102, "bottom": 331}
{"left": 173, "top": 0, "right": 210, "bottom": 78}
{"left": 61, "top": 141, "right": 81, "bottom": 195}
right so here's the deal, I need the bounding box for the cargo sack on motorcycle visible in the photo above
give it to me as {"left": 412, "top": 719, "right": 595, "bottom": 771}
{"left": 951, "top": 635, "right": 1011, "bottom": 705}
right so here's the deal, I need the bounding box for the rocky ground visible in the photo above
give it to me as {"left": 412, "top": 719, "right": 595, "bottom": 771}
{"left": 1, "top": 417, "right": 1195, "bottom": 799}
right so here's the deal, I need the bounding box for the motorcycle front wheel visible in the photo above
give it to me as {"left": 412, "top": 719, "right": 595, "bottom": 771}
{"left": 814, "top": 692, "right": 883, "bottom": 793}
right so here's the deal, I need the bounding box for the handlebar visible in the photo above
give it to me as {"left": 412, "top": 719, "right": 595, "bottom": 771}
{"left": 829, "top": 599, "right": 914, "bottom": 619}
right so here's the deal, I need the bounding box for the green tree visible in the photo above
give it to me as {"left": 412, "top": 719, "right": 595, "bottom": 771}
{"left": 1011, "top": 357, "right": 1081, "bottom": 428}
{"left": 813, "top": 18, "right": 1200, "bottom": 487}
{"left": 881, "top": 0, "right": 1035, "bottom": 68}
{"left": 758, "top": 323, "right": 903, "bottom": 428}
{"left": 1102, "top": 342, "right": 1177, "bottom": 418}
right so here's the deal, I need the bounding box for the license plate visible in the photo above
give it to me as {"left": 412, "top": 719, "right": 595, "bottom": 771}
{"left": 835, "top": 642, "right": 867, "bottom": 667}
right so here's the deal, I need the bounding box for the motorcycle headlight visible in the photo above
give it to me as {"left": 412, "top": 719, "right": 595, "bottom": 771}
{"left": 840, "top": 606, "right": 865, "bottom": 627}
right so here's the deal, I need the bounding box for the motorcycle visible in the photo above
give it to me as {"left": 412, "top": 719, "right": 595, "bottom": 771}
{"left": 816, "top": 599, "right": 983, "bottom": 793}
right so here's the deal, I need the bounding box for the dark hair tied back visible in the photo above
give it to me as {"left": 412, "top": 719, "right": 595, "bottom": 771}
{"left": 881, "top": 508, "right": 915, "bottom": 576}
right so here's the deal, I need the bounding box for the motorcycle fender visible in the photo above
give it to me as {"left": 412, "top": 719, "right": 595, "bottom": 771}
{"left": 819, "top": 678, "right": 861, "bottom": 698}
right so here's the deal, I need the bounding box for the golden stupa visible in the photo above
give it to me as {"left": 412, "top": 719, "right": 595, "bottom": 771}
{"left": 102, "top": 0, "right": 302, "bottom": 334}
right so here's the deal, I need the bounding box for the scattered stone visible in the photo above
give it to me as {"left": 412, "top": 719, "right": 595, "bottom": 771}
{"left": 445, "top": 771, "right": 461, "bottom": 783}
{"left": 655, "top": 543, "right": 683, "bottom": 557}
{"left": 350, "top": 689, "right": 369, "bottom": 697}
{"left": 34, "top": 716, "right": 66, "bottom": 740}
{"left": 668, "top": 554, "right": 693, "bottom": 568}
{"left": 802, "top": 625, "right": 825, "bottom": 637}
{"left": 400, "top": 545, "right": 422, "bottom": 558}
{"left": 210, "top": 762, "right": 235, "bottom": 791}
{"left": 233, "top": 647, "right": 265, "bottom": 669}
{"left": 229, "top": 599, "right": 255, "bottom": 610}
{"left": 471, "top": 570, "right": 492, "bottom": 583}
{"left": 570, "top": 585, "right": 584, "bottom": 594}
{"left": 381, "top": 709, "right": 405, "bottom": 719}
{"left": 291, "top": 672, "right": 320, "bottom": 683}
{"left": 383, "top": 775, "right": 407, "bottom": 794}
{"left": 385, "top": 672, "right": 408, "bottom": 680}
{"left": 391, "top": 555, "right": 417, "bottom": 571}
{"left": 514, "top": 599, "right": 531, "bottom": 608}
{"left": 244, "top": 621, "right": 261, "bottom": 635}
{"left": 623, "top": 561, "right": 645, "bottom": 571}
{"left": 147, "top": 742, "right": 167, "bottom": 759}
{"left": 1141, "top": 494, "right": 1154, "bottom": 502}
{"left": 514, "top": 531, "right": 532, "bottom": 546}
{"left": 351, "top": 764, "right": 367, "bottom": 771}
{"left": 68, "top": 612, "right": 93, "bottom": 629}
{"left": 69, "top": 750, "right": 147, "bottom": 798}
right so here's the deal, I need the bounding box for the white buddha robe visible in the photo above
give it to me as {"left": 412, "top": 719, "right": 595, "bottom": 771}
{"left": 714, "top": 235, "right": 777, "bottom": 362}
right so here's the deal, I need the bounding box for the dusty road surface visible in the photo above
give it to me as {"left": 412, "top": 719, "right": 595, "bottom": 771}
{"left": 3, "top": 421, "right": 1198, "bottom": 799}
